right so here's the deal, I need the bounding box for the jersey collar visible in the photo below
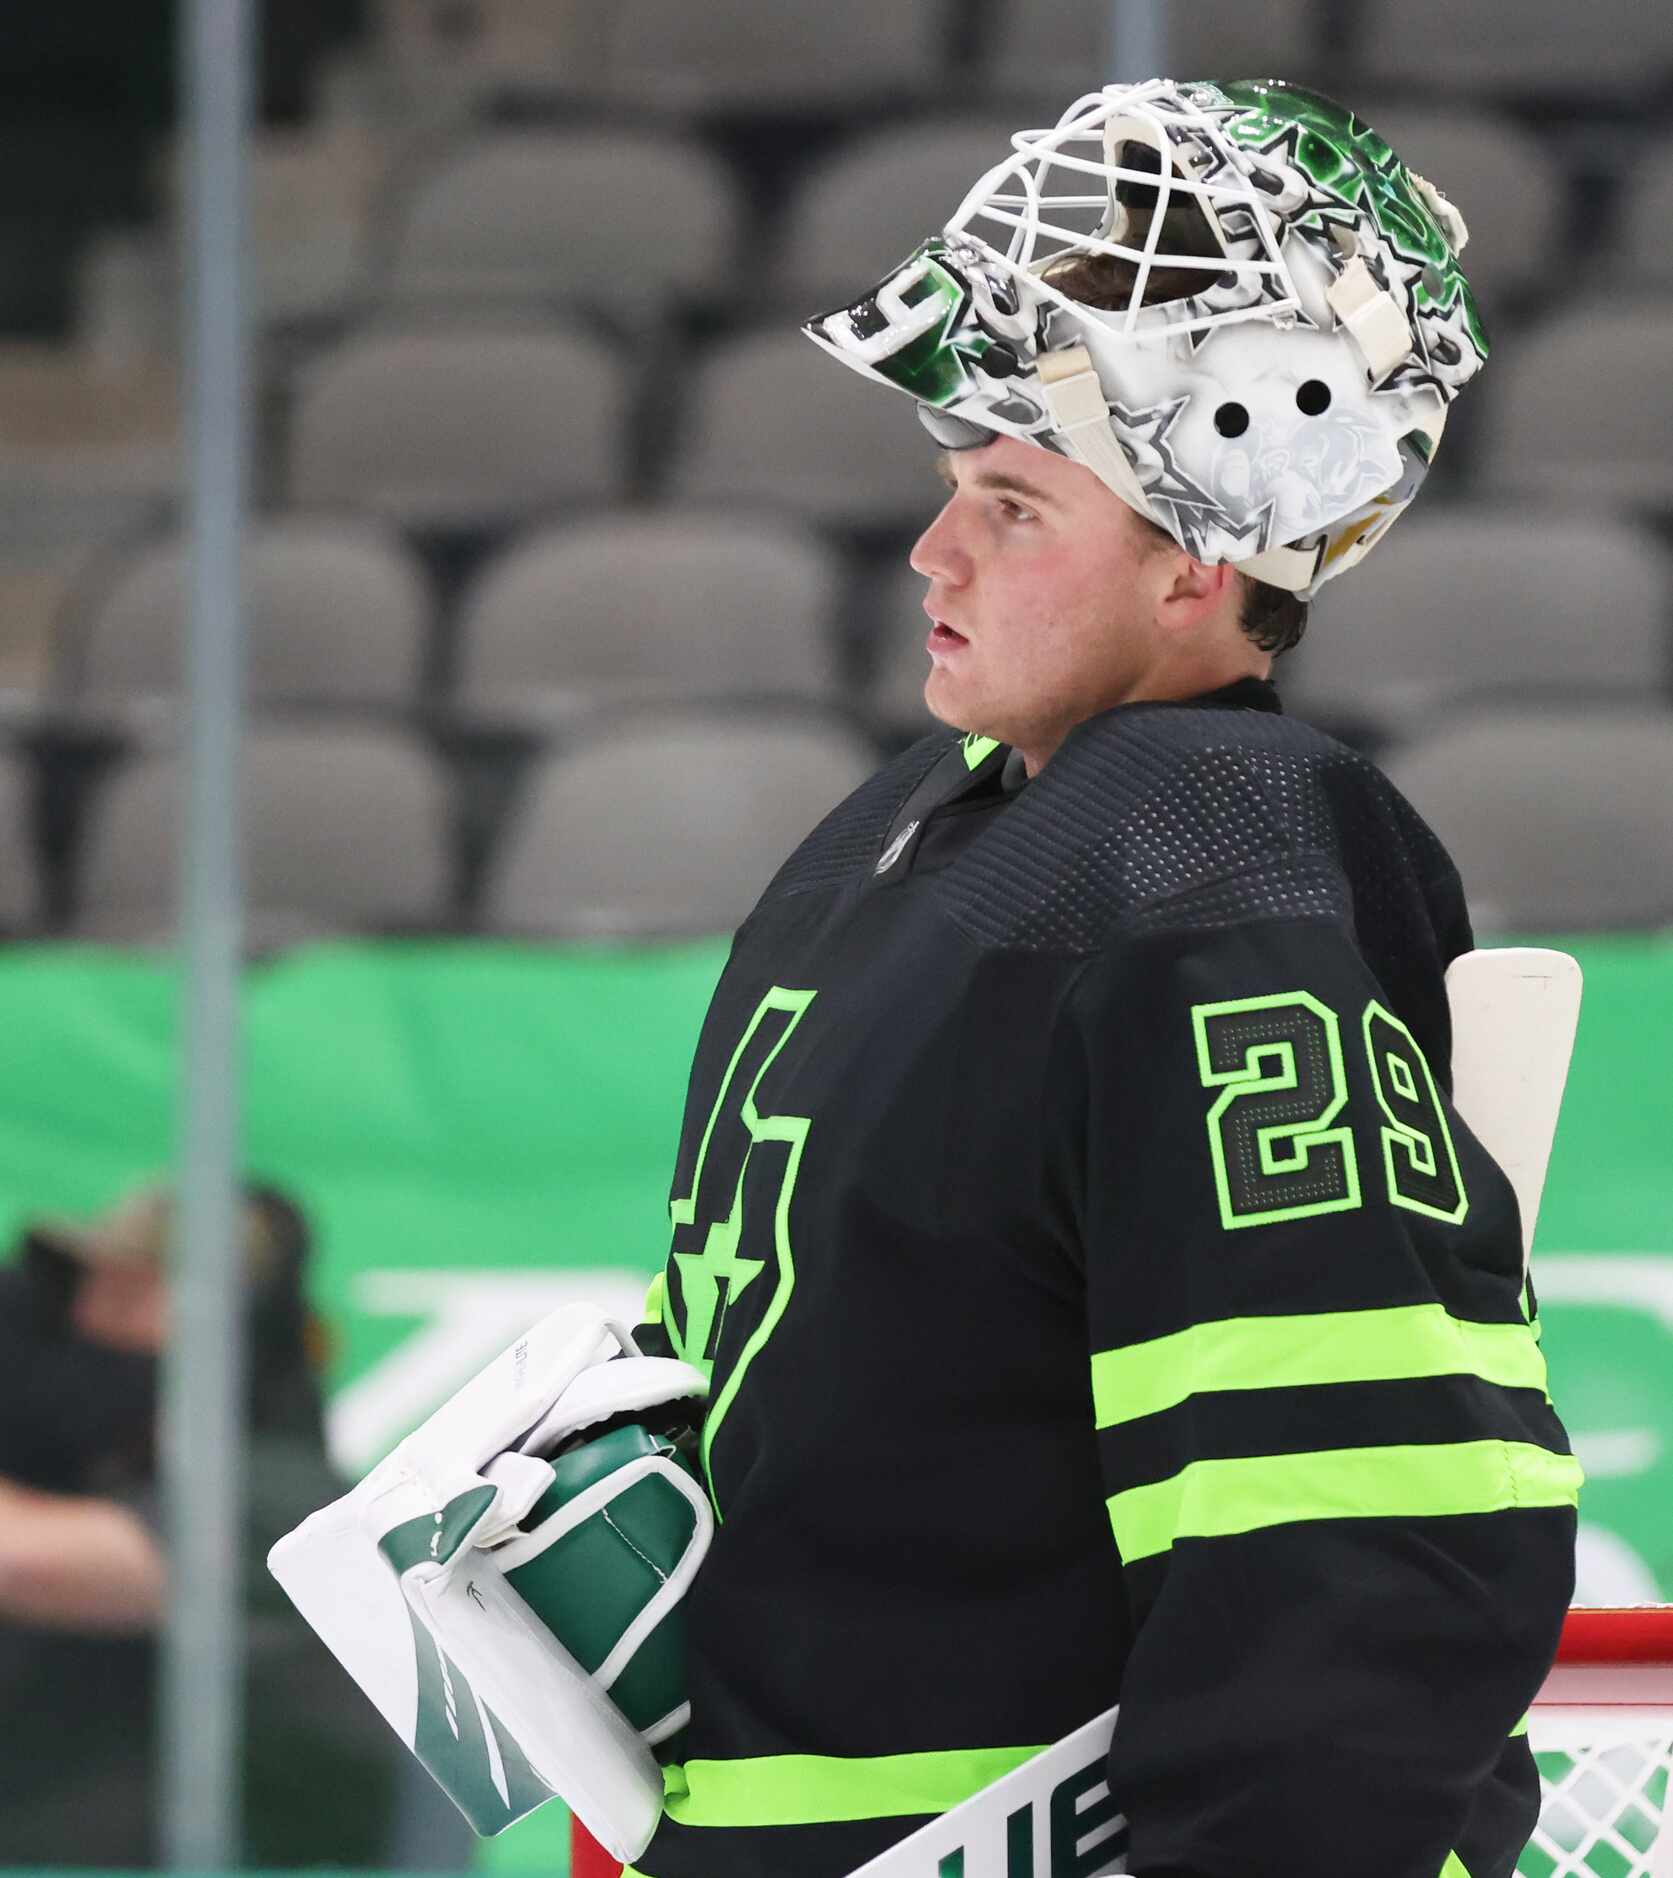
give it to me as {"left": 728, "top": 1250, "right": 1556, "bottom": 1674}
{"left": 873, "top": 678, "right": 1283, "bottom": 880}
{"left": 1192, "top": 675, "right": 1283, "bottom": 714}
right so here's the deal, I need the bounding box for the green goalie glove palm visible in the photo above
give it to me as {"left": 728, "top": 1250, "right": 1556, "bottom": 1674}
{"left": 500, "top": 1422, "right": 704, "bottom": 1744}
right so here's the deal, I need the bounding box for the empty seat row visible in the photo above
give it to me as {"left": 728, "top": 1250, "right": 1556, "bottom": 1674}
{"left": 273, "top": 303, "right": 1673, "bottom": 537}
{"left": 363, "top": 0, "right": 958, "bottom": 115}
{"left": 353, "top": 108, "right": 1639, "bottom": 327}
{"left": 39, "top": 505, "right": 1673, "bottom": 740}
{"left": 1384, "top": 710, "right": 1673, "bottom": 933}
{"left": 46, "top": 711, "right": 880, "bottom": 941}
{"left": 0, "top": 702, "right": 1668, "bottom": 941}
{"left": 50, "top": 510, "right": 848, "bottom": 712}
{"left": 92, "top": 113, "right": 1673, "bottom": 346}
{"left": 1341, "top": 0, "right": 1673, "bottom": 100}
{"left": 985, "top": 0, "right": 1673, "bottom": 103}
{"left": 354, "top": 0, "right": 1673, "bottom": 114}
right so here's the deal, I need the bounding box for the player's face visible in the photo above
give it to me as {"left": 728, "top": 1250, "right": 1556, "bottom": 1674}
{"left": 909, "top": 435, "right": 1201, "bottom": 771}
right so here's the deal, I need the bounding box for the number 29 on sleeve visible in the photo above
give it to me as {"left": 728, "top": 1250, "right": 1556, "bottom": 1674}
{"left": 1191, "top": 992, "right": 1466, "bottom": 1232}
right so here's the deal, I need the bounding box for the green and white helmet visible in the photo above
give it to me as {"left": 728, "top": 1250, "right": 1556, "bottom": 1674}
{"left": 803, "top": 79, "right": 1486, "bottom": 598}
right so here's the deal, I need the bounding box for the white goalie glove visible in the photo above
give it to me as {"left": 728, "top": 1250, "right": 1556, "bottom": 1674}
{"left": 268, "top": 1304, "right": 710, "bottom": 1865}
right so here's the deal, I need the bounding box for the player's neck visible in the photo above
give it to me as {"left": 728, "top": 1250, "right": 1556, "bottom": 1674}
{"left": 1018, "top": 649, "right": 1272, "bottom": 776}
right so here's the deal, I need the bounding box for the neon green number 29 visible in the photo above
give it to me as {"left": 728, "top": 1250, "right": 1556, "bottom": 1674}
{"left": 1192, "top": 991, "right": 1467, "bottom": 1233}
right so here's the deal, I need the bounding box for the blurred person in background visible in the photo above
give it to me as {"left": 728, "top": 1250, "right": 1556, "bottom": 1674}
{"left": 0, "top": 1179, "right": 418, "bottom": 1867}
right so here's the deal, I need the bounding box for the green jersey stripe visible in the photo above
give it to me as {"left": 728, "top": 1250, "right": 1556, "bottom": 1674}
{"left": 1106, "top": 1439, "right": 1583, "bottom": 1563}
{"left": 1091, "top": 1304, "right": 1548, "bottom": 1430}
{"left": 660, "top": 1741, "right": 1045, "bottom": 1828}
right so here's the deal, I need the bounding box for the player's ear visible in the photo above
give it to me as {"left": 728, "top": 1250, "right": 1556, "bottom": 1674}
{"left": 1155, "top": 553, "right": 1236, "bottom": 634}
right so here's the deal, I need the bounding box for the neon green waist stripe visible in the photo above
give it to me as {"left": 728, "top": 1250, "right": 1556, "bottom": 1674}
{"left": 1107, "top": 1439, "right": 1583, "bottom": 1563}
{"left": 659, "top": 1741, "right": 1045, "bottom": 1829}
{"left": 1091, "top": 1303, "right": 1549, "bottom": 1430}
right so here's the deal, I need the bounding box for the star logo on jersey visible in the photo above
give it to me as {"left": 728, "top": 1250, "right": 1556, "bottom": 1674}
{"left": 672, "top": 1214, "right": 766, "bottom": 1373}
{"left": 666, "top": 989, "right": 817, "bottom": 1508}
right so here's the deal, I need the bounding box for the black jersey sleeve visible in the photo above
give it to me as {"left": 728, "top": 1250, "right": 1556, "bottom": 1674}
{"left": 1062, "top": 892, "right": 1579, "bottom": 1878}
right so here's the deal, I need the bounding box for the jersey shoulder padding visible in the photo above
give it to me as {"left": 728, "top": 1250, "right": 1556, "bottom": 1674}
{"left": 935, "top": 702, "right": 1458, "bottom": 956}
{"left": 758, "top": 729, "right": 956, "bottom": 904}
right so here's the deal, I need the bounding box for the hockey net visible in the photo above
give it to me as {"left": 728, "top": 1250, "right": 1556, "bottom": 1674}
{"left": 1524, "top": 1606, "right": 1673, "bottom": 1878}
{"left": 570, "top": 1606, "right": 1673, "bottom": 1878}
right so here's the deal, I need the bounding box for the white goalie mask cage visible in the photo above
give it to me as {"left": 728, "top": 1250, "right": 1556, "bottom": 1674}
{"left": 804, "top": 79, "right": 1489, "bottom": 598}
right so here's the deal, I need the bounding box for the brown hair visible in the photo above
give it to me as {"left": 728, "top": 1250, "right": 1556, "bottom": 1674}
{"left": 1040, "top": 245, "right": 1311, "bottom": 658}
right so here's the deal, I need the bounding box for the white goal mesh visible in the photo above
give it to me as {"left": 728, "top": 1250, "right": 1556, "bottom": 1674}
{"left": 1522, "top": 1608, "right": 1673, "bottom": 1878}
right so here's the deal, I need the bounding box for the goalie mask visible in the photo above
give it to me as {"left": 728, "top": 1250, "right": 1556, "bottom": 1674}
{"left": 803, "top": 79, "right": 1486, "bottom": 598}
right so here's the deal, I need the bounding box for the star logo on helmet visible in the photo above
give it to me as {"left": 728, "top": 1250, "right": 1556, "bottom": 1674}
{"left": 1109, "top": 395, "right": 1223, "bottom": 551}
{"left": 1205, "top": 501, "right": 1280, "bottom": 559}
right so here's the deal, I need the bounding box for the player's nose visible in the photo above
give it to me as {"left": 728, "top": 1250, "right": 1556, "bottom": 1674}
{"left": 908, "top": 504, "right": 972, "bottom": 587}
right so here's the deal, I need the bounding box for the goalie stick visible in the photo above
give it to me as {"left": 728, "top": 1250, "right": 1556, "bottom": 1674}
{"left": 842, "top": 946, "right": 1584, "bottom": 1878}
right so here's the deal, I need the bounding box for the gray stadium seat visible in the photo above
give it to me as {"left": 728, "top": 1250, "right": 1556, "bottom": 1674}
{"left": 170, "top": 124, "right": 391, "bottom": 328}
{"left": 1358, "top": 106, "right": 1563, "bottom": 319}
{"left": 670, "top": 331, "right": 939, "bottom": 533}
{"left": 772, "top": 118, "right": 1044, "bottom": 314}
{"left": 1383, "top": 708, "right": 1673, "bottom": 932}
{"left": 383, "top": 129, "right": 741, "bottom": 329}
{"left": 0, "top": 543, "right": 112, "bottom": 692}
{"left": 83, "top": 128, "right": 391, "bottom": 352}
{"left": 0, "top": 352, "right": 179, "bottom": 552}
{"left": 1617, "top": 141, "right": 1673, "bottom": 290}
{"left": 0, "top": 351, "right": 178, "bottom": 675}
{"left": 1285, "top": 510, "right": 1672, "bottom": 734}
{"left": 0, "top": 749, "right": 40, "bottom": 931}
{"left": 981, "top": 0, "right": 1323, "bottom": 98}
{"left": 456, "top": 512, "right": 845, "bottom": 711}
{"left": 75, "top": 231, "right": 176, "bottom": 364}
{"left": 602, "top": 0, "right": 949, "bottom": 111}
{"left": 486, "top": 711, "right": 878, "bottom": 936}
{"left": 287, "top": 326, "right": 628, "bottom": 533}
{"left": 1477, "top": 303, "right": 1673, "bottom": 513}
{"left": 61, "top": 519, "right": 432, "bottom": 708}
{"left": 1354, "top": 0, "right": 1673, "bottom": 98}
{"left": 76, "top": 723, "right": 454, "bottom": 939}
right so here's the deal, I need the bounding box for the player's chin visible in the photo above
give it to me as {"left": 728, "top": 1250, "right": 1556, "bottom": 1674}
{"left": 924, "top": 662, "right": 981, "bottom": 726}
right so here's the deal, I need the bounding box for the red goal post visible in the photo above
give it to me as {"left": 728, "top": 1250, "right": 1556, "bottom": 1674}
{"left": 570, "top": 1607, "right": 1673, "bottom": 1878}
{"left": 1551, "top": 1605, "right": 1673, "bottom": 1675}
{"left": 1525, "top": 1605, "right": 1673, "bottom": 1878}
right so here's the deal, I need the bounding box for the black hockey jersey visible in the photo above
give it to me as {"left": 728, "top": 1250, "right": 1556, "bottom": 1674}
{"left": 632, "top": 680, "right": 1578, "bottom": 1878}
